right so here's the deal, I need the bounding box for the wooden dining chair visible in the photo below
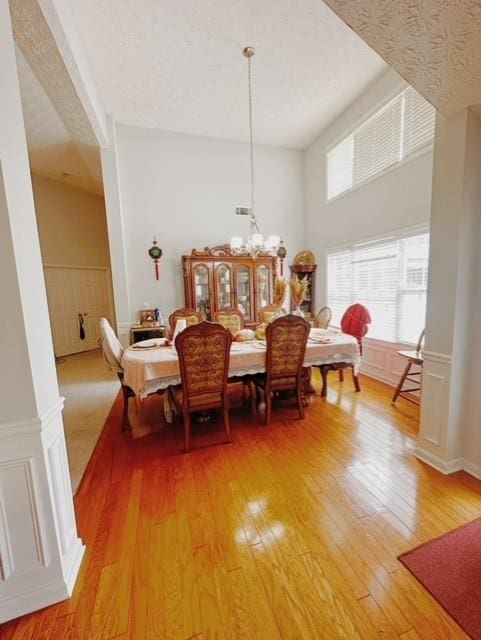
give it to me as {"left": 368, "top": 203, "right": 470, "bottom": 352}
{"left": 252, "top": 314, "right": 310, "bottom": 425}
{"left": 168, "top": 308, "right": 202, "bottom": 333}
{"left": 98, "top": 317, "right": 134, "bottom": 431}
{"left": 392, "top": 329, "right": 425, "bottom": 405}
{"left": 213, "top": 307, "right": 244, "bottom": 332}
{"left": 319, "top": 303, "right": 371, "bottom": 396}
{"left": 174, "top": 321, "right": 233, "bottom": 452}
{"left": 259, "top": 304, "right": 288, "bottom": 325}
{"left": 314, "top": 306, "right": 332, "bottom": 329}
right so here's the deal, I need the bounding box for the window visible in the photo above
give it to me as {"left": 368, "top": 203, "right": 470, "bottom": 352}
{"left": 327, "top": 231, "right": 429, "bottom": 344}
{"left": 327, "top": 86, "right": 436, "bottom": 200}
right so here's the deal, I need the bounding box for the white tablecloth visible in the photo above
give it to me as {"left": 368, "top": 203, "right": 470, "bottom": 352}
{"left": 122, "top": 329, "right": 361, "bottom": 399}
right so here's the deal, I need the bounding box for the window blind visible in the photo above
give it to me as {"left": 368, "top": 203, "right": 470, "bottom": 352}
{"left": 327, "top": 232, "right": 429, "bottom": 344}
{"left": 402, "top": 86, "right": 436, "bottom": 158}
{"left": 327, "top": 87, "right": 435, "bottom": 200}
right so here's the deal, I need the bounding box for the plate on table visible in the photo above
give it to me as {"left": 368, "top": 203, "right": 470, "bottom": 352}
{"left": 308, "top": 337, "right": 334, "bottom": 345}
{"left": 131, "top": 338, "right": 166, "bottom": 350}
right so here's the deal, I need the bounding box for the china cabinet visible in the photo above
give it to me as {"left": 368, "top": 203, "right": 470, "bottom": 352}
{"left": 289, "top": 263, "right": 317, "bottom": 318}
{"left": 182, "top": 245, "right": 277, "bottom": 325}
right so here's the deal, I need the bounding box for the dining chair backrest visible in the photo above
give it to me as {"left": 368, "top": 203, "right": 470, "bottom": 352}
{"left": 175, "top": 321, "right": 233, "bottom": 410}
{"left": 259, "top": 304, "right": 288, "bottom": 325}
{"left": 99, "top": 317, "right": 124, "bottom": 373}
{"left": 340, "top": 304, "right": 371, "bottom": 354}
{"left": 315, "top": 306, "right": 332, "bottom": 329}
{"left": 416, "top": 329, "right": 426, "bottom": 354}
{"left": 169, "top": 308, "right": 202, "bottom": 333}
{"left": 213, "top": 307, "right": 244, "bottom": 332}
{"left": 265, "top": 315, "right": 310, "bottom": 381}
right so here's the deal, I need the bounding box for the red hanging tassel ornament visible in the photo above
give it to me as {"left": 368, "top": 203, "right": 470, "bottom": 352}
{"left": 148, "top": 237, "right": 163, "bottom": 281}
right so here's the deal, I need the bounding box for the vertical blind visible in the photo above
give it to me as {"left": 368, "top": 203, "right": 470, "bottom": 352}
{"left": 327, "top": 232, "right": 429, "bottom": 344}
{"left": 327, "top": 86, "right": 436, "bottom": 200}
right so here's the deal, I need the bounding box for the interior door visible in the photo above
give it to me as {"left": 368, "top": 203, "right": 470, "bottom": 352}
{"left": 44, "top": 267, "right": 113, "bottom": 357}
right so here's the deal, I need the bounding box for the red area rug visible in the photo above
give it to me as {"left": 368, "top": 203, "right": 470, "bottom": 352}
{"left": 399, "top": 518, "right": 481, "bottom": 639}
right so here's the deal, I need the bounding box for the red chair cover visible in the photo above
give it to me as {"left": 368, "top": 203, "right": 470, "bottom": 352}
{"left": 341, "top": 304, "right": 371, "bottom": 353}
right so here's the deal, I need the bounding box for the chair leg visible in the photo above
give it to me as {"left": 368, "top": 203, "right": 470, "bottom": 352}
{"left": 121, "top": 385, "right": 131, "bottom": 431}
{"left": 184, "top": 412, "right": 192, "bottom": 453}
{"left": 251, "top": 383, "right": 257, "bottom": 414}
{"left": 352, "top": 366, "right": 361, "bottom": 392}
{"left": 339, "top": 369, "right": 344, "bottom": 383}
{"left": 223, "top": 405, "right": 232, "bottom": 443}
{"left": 297, "top": 383, "right": 305, "bottom": 419}
{"left": 265, "top": 391, "right": 272, "bottom": 425}
{"left": 392, "top": 361, "right": 412, "bottom": 404}
{"left": 320, "top": 366, "right": 328, "bottom": 398}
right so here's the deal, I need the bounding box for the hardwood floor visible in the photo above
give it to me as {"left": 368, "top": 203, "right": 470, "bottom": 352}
{"left": 2, "top": 373, "right": 479, "bottom": 639}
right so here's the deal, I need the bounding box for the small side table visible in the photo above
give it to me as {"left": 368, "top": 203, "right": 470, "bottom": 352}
{"left": 130, "top": 325, "right": 166, "bottom": 345}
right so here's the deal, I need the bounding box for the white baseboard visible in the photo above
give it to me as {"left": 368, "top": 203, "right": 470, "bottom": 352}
{"left": 461, "top": 459, "right": 481, "bottom": 480}
{"left": 64, "top": 538, "right": 86, "bottom": 595}
{"left": 415, "top": 446, "right": 463, "bottom": 475}
{"left": 360, "top": 365, "right": 397, "bottom": 388}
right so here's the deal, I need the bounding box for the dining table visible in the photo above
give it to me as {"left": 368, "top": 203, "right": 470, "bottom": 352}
{"left": 121, "top": 328, "right": 360, "bottom": 437}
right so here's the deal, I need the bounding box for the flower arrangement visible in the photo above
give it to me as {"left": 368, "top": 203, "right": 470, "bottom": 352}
{"left": 273, "top": 277, "right": 288, "bottom": 307}
{"left": 290, "top": 274, "right": 309, "bottom": 311}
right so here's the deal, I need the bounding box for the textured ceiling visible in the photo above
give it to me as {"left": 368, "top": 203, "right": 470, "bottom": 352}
{"left": 69, "top": 0, "right": 387, "bottom": 149}
{"left": 323, "top": 0, "right": 481, "bottom": 118}
{"left": 15, "top": 47, "right": 103, "bottom": 195}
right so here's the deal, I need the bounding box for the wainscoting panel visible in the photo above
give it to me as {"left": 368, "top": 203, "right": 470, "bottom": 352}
{"left": 361, "top": 338, "right": 412, "bottom": 387}
{"left": 0, "top": 457, "right": 48, "bottom": 580}
{"left": 47, "top": 434, "right": 77, "bottom": 556}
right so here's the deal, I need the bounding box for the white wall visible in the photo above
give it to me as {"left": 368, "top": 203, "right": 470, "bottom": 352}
{"left": 32, "top": 174, "right": 110, "bottom": 268}
{"left": 304, "top": 68, "right": 433, "bottom": 307}
{"left": 304, "top": 68, "right": 434, "bottom": 385}
{"left": 113, "top": 123, "right": 304, "bottom": 323}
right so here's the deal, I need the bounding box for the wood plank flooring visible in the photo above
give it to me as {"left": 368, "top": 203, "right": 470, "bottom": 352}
{"left": 2, "top": 373, "right": 479, "bottom": 639}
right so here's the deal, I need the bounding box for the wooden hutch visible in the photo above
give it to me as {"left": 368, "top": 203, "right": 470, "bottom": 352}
{"left": 182, "top": 244, "right": 277, "bottom": 325}
{"left": 290, "top": 252, "right": 317, "bottom": 319}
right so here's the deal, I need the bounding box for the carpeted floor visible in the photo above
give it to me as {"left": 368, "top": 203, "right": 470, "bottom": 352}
{"left": 57, "top": 348, "right": 119, "bottom": 493}
{"left": 399, "top": 517, "right": 481, "bottom": 640}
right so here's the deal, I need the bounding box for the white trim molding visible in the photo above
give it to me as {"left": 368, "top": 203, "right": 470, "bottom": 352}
{"left": 422, "top": 349, "right": 453, "bottom": 365}
{"left": 414, "top": 447, "right": 463, "bottom": 475}
{"left": 0, "top": 400, "right": 85, "bottom": 623}
{"left": 0, "top": 397, "right": 65, "bottom": 438}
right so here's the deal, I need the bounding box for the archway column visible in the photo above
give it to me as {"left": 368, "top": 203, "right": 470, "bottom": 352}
{"left": 417, "top": 109, "right": 481, "bottom": 476}
{"left": 0, "top": 0, "right": 84, "bottom": 622}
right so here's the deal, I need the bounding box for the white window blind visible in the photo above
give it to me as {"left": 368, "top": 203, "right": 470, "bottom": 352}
{"left": 327, "top": 87, "right": 435, "bottom": 200}
{"left": 327, "top": 232, "right": 429, "bottom": 344}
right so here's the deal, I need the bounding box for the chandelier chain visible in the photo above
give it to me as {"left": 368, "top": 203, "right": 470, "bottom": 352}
{"left": 247, "top": 53, "right": 255, "bottom": 215}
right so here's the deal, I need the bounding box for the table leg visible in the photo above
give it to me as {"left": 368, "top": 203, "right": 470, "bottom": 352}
{"left": 320, "top": 365, "right": 329, "bottom": 398}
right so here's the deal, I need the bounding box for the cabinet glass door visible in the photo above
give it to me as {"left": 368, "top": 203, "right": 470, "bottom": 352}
{"left": 215, "top": 263, "right": 233, "bottom": 309}
{"left": 193, "top": 264, "right": 210, "bottom": 318}
{"left": 256, "top": 264, "right": 271, "bottom": 311}
{"left": 235, "top": 265, "right": 252, "bottom": 319}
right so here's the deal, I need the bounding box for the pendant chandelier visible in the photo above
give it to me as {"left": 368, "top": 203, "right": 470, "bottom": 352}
{"left": 230, "top": 47, "right": 281, "bottom": 257}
